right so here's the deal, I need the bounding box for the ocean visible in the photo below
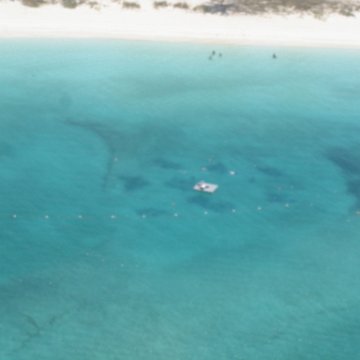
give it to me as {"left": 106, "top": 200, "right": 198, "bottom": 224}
{"left": 0, "top": 40, "right": 360, "bottom": 359}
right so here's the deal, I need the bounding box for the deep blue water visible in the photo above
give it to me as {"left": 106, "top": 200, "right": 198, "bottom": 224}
{"left": 1, "top": 40, "right": 360, "bottom": 359}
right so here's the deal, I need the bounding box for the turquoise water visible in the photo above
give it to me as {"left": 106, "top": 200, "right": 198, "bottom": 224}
{"left": 1, "top": 40, "right": 360, "bottom": 359}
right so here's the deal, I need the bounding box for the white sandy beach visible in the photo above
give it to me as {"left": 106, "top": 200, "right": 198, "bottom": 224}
{"left": 0, "top": 1, "right": 359, "bottom": 47}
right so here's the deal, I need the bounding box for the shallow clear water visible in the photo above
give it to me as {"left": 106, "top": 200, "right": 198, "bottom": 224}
{"left": 1, "top": 40, "right": 360, "bottom": 359}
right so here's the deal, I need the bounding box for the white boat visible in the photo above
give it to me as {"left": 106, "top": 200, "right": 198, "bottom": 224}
{"left": 193, "top": 181, "right": 218, "bottom": 193}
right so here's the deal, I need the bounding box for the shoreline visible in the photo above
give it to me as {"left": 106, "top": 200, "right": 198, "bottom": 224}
{"left": 0, "top": 3, "right": 360, "bottom": 48}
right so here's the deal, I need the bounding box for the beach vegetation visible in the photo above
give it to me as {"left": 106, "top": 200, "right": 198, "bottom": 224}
{"left": 190, "top": 0, "right": 359, "bottom": 17}
{"left": 173, "top": 2, "right": 189, "bottom": 9}
{"left": 337, "top": 4, "right": 356, "bottom": 16}
{"left": 21, "top": 0, "right": 46, "bottom": 7}
{"left": 122, "top": 1, "right": 141, "bottom": 8}
{"left": 62, "top": 0, "right": 80, "bottom": 8}
{"left": 193, "top": 1, "right": 236, "bottom": 15}
{"left": 193, "top": 4, "right": 206, "bottom": 12}
{"left": 87, "top": 0, "right": 101, "bottom": 9}
{"left": 154, "top": 1, "right": 169, "bottom": 8}
{"left": 15, "top": 0, "right": 360, "bottom": 17}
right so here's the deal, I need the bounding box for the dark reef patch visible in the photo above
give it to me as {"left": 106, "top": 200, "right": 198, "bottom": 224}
{"left": 257, "top": 165, "right": 284, "bottom": 177}
{"left": 66, "top": 120, "right": 122, "bottom": 155}
{"left": 346, "top": 179, "right": 360, "bottom": 205}
{"left": 65, "top": 120, "right": 123, "bottom": 189}
{"left": 65, "top": 119, "right": 181, "bottom": 190}
{"left": 326, "top": 147, "right": 360, "bottom": 209}
{"left": 187, "top": 195, "right": 235, "bottom": 213}
{"left": 327, "top": 148, "right": 360, "bottom": 176}
{"left": 118, "top": 175, "right": 150, "bottom": 192}
{"left": 154, "top": 158, "right": 182, "bottom": 170}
